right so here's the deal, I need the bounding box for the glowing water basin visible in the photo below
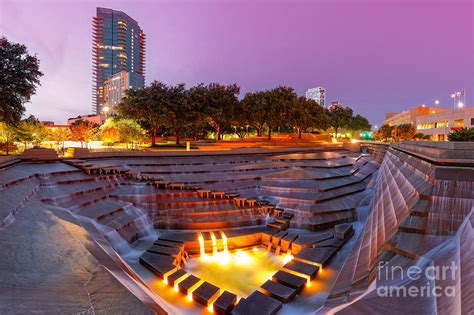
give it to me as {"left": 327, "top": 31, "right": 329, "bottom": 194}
{"left": 184, "top": 248, "right": 290, "bottom": 298}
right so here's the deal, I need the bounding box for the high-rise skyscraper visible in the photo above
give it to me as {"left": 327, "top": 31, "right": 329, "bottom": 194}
{"left": 92, "top": 7, "right": 145, "bottom": 114}
{"left": 306, "top": 86, "right": 326, "bottom": 107}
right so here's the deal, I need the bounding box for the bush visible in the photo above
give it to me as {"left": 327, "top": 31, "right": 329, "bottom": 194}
{"left": 448, "top": 127, "right": 474, "bottom": 141}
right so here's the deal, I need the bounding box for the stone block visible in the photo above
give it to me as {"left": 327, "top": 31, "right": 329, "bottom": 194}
{"left": 272, "top": 231, "right": 287, "bottom": 247}
{"left": 259, "top": 280, "right": 297, "bottom": 303}
{"left": 314, "top": 237, "right": 345, "bottom": 249}
{"left": 147, "top": 245, "right": 181, "bottom": 257}
{"left": 282, "top": 259, "right": 319, "bottom": 280}
{"left": 271, "top": 270, "right": 306, "bottom": 292}
{"left": 192, "top": 281, "right": 221, "bottom": 307}
{"left": 291, "top": 231, "right": 334, "bottom": 254}
{"left": 213, "top": 290, "right": 237, "bottom": 314}
{"left": 280, "top": 233, "right": 298, "bottom": 252}
{"left": 167, "top": 269, "right": 188, "bottom": 287}
{"left": 232, "top": 291, "right": 282, "bottom": 315}
{"left": 295, "top": 247, "right": 338, "bottom": 268}
{"left": 139, "top": 252, "right": 177, "bottom": 279}
{"left": 153, "top": 239, "right": 184, "bottom": 249}
{"left": 178, "top": 275, "right": 201, "bottom": 295}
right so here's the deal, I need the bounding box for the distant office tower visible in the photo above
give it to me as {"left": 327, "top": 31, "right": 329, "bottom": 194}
{"left": 305, "top": 87, "right": 326, "bottom": 107}
{"left": 92, "top": 7, "right": 145, "bottom": 114}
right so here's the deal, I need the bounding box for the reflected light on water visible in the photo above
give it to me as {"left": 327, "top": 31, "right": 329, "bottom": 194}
{"left": 185, "top": 247, "right": 288, "bottom": 297}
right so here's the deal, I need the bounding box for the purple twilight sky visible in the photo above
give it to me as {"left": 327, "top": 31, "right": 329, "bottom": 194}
{"left": 1, "top": 0, "right": 473, "bottom": 125}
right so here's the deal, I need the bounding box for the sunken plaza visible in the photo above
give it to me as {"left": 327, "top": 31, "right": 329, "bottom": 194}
{"left": 0, "top": 140, "right": 472, "bottom": 314}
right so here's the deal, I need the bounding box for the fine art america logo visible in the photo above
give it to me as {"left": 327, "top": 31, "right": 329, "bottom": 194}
{"left": 376, "top": 261, "right": 458, "bottom": 298}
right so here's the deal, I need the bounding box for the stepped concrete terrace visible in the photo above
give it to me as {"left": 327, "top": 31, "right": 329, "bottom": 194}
{"left": 1, "top": 142, "right": 471, "bottom": 314}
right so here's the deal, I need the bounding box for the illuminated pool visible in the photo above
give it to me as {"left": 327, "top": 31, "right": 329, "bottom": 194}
{"left": 184, "top": 247, "right": 291, "bottom": 298}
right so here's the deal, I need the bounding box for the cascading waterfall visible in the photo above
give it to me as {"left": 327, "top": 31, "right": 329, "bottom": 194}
{"left": 198, "top": 231, "right": 230, "bottom": 263}
{"left": 210, "top": 231, "right": 218, "bottom": 256}
{"left": 122, "top": 203, "right": 154, "bottom": 239}
{"left": 198, "top": 232, "right": 206, "bottom": 257}
{"left": 220, "top": 230, "right": 229, "bottom": 255}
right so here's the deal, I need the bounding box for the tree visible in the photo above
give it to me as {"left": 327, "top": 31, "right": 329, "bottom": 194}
{"left": 375, "top": 124, "right": 393, "bottom": 141}
{"left": 239, "top": 91, "right": 269, "bottom": 137}
{"left": 69, "top": 119, "right": 98, "bottom": 148}
{"left": 448, "top": 127, "right": 474, "bottom": 141}
{"left": 326, "top": 104, "right": 353, "bottom": 138}
{"left": 100, "top": 118, "right": 146, "bottom": 147}
{"left": 0, "top": 37, "right": 43, "bottom": 125}
{"left": 392, "top": 123, "right": 416, "bottom": 141}
{"left": 348, "top": 114, "right": 371, "bottom": 133}
{"left": 202, "top": 83, "right": 240, "bottom": 140}
{"left": 119, "top": 119, "right": 146, "bottom": 148}
{"left": 17, "top": 115, "right": 47, "bottom": 149}
{"left": 117, "top": 85, "right": 162, "bottom": 146}
{"left": 186, "top": 84, "right": 209, "bottom": 140}
{"left": 266, "top": 86, "right": 296, "bottom": 140}
{"left": 289, "top": 97, "right": 328, "bottom": 139}
{"left": 99, "top": 119, "right": 121, "bottom": 145}
{"left": 160, "top": 83, "right": 195, "bottom": 145}
{"left": 0, "top": 122, "right": 18, "bottom": 155}
{"left": 48, "top": 127, "right": 71, "bottom": 151}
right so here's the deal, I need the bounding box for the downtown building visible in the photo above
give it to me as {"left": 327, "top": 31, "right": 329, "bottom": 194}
{"left": 92, "top": 7, "right": 145, "bottom": 115}
{"left": 306, "top": 86, "right": 326, "bottom": 107}
{"left": 383, "top": 104, "right": 474, "bottom": 141}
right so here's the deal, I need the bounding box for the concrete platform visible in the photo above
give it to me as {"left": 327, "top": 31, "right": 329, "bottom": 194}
{"left": 291, "top": 231, "right": 334, "bottom": 254}
{"left": 147, "top": 245, "right": 182, "bottom": 257}
{"left": 166, "top": 269, "right": 188, "bottom": 286}
{"left": 272, "top": 230, "right": 287, "bottom": 247}
{"left": 232, "top": 290, "right": 282, "bottom": 315}
{"left": 313, "top": 237, "right": 345, "bottom": 249}
{"left": 259, "top": 280, "right": 297, "bottom": 303}
{"left": 178, "top": 275, "right": 201, "bottom": 295}
{"left": 139, "top": 252, "right": 177, "bottom": 279}
{"left": 282, "top": 259, "right": 319, "bottom": 280}
{"left": 294, "top": 247, "right": 338, "bottom": 268}
{"left": 192, "top": 281, "right": 221, "bottom": 307}
{"left": 213, "top": 290, "right": 237, "bottom": 315}
{"left": 153, "top": 239, "right": 185, "bottom": 249}
{"left": 271, "top": 270, "right": 306, "bottom": 292}
{"left": 280, "top": 232, "right": 298, "bottom": 252}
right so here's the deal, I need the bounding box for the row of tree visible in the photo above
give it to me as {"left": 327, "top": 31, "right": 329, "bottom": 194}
{"left": 1, "top": 36, "right": 372, "bottom": 150}
{"left": 117, "top": 81, "right": 371, "bottom": 145}
{"left": 0, "top": 116, "right": 146, "bottom": 153}
{"left": 374, "top": 123, "right": 430, "bottom": 141}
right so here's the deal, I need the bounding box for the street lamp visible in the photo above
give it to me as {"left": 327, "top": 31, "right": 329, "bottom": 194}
{"left": 457, "top": 101, "right": 464, "bottom": 109}
{"left": 434, "top": 100, "right": 440, "bottom": 105}
{"left": 102, "top": 106, "right": 110, "bottom": 119}
{"left": 451, "top": 93, "right": 456, "bottom": 109}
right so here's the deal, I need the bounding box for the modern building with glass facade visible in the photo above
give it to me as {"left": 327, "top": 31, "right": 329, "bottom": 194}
{"left": 103, "top": 71, "right": 130, "bottom": 114}
{"left": 92, "top": 7, "right": 145, "bottom": 114}
{"left": 306, "top": 87, "right": 326, "bottom": 107}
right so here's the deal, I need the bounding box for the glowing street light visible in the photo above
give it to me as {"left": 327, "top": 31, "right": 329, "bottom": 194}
{"left": 434, "top": 100, "right": 440, "bottom": 105}
{"left": 457, "top": 101, "right": 464, "bottom": 108}
{"left": 102, "top": 106, "right": 110, "bottom": 119}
